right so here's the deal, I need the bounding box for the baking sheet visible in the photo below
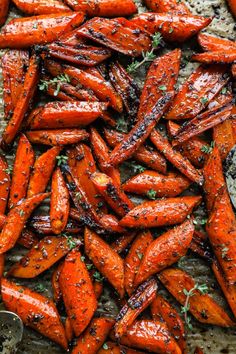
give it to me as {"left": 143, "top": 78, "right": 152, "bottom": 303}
{"left": 0, "top": 0, "right": 236, "bottom": 353}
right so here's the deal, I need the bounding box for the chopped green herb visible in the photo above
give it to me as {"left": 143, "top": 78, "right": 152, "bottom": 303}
{"left": 116, "top": 117, "right": 128, "bottom": 133}
{"left": 123, "top": 161, "right": 146, "bottom": 174}
{"left": 56, "top": 155, "right": 68, "bottom": 166}
{"left": 147, "top": 189, "right": 157, "bottom": 200}
{"left": 201, "top": 141, "right": 214, "bottom": 154}
{"left": 4, "top": 166, "right": 13, "bottom": 175}
{"left": 221, "top": 87, "right": 227, "bottom": 95}
{"left": 93, "top": 271, "right": 104, "bottom": 282}
{"left": 102, "top": 343, "right": 109, "bottom": 350}
{"left": 34, "top": 283, "right": 46, "bottom": 293}
{"left": 75, "top": 192, "right": 82, "bottom": 200}
{"left": 159, "top": 85, "right": 167, "bottom": 91}
{"left": 66, "top": 236, "right": 77, "bottom": 250}
{"left": 137, "top": 252, "right": 143, "bottom": 260}
{"left": 39, "top": 74, "right": 70, "bottom": 96}
{"left": 169, "top": 27, "right": 174, "bottom": 33}
{"left": 221, "top": 246, "right": 229, "bottom": 259}
{"left": 80, "top": 256, "right": 85, "bottom": 262}
{"left": 193, "top": 218, "right": 208, "bottom": 226}
{"left": 200, "top": 97, "right": 208, "bottom": 105}
{"left": 86, "top": 263, "right": 94, "bottom": 270}
{"left": 19, "top": 210, "right": 25, "bottom": 217}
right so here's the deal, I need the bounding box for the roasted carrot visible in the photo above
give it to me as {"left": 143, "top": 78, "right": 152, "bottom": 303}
{"left": 167, "top": 121, "right": 209, "bottom": 167}
{"left": 97, "top": 342, "right": 144, "bottom": 354}
{"left": 65, "top": 317, "right": 74, "bottom": 343}
{"left": 30, "top": 214, "right": 81, "bottom": 235}
{"left": 26, "top": 129, "right": 89, "bottom": 146}
{"left": 17, "top": 229, "right": 38, "bottom": 249}
{"left": 50, "top": 168, "right": 70, "bottom": 235}
{"left": 27, "top": 146, "right": 61, "bottom": 198}
{"left": 131, "top": 13, "right": 211, "bottom": 42}
{"left": 1, "top": 278, "right": 68, "bottom": 349}
{"left": 227, "top": 0, "right": 236, "bottom": 17}
{"left": 137, "top": 49, "right": 181, "bottom": 122}
{"left": 45, "top": 83, "right": 74, "bottom": 101}
{"left": 0, "top": 255, "right": 4, "bottom": 278}
{"left": 93, "top": 278, "right": 104, "bottom": 300}
{"left": 159, "top": 268, "right": 235, "bottom": 326}
{"left": 0, "top": 193, "right": 49, "bottom": 254}
{"left": 0, "top": 155, "right": 10, "bottom": 214}
{"left": 192, "top": 51, "right": 236, "bottom": 64}
{"left": 165, "top": 65, "right": 229, "bottom": 120}
{"left": 2, "top": 50, "right": 29, "bottom": 120}
{"left": 91, "top": 172, "right": 133, "bottom": 218}
{"left": 198, "top": 33, "right": 236, "bottom": 52}
{"left": 111, "top": 232, "right": 137, "bottom": 254}
{"left": 123, "top": 170, "right": 191, "bottom": 197}
{"left": 77, "top": 17, "right": 152, "bottom": 57}
{"left": 109, "top": 93, "right": 173, "bottom": 167}
{"left": 0, "top": 0, "right": 9, "bottom": 26}
{"left": 52, "top": 263, "right": 63, "bottom": 304}
{"left": 29, "top": 101, "right": 108, "bottom": 130}
{"left": 115, "top": 278, "right": 157, "bottom": 339}
{"left": 1, "top": 55, "right": 39, "bottom": 147}
{"left": 72, "top": 317, "right": 115, "bottom": 354}
{"left": 64, "top": 0, "right": 137, "bottom": 17}
{"left": 120, "top": 196, "right": 201, "bottom": 229}
{"left": 0, "top": 12, "right": 85, "bottom": 48}
{"left": 150, "top": 129, "right": 203, "bottom": 184}
{"left": 232, "top": 64, "right": 236, "bottom": 78}
{"left": 59, "top": 248, "right": 97, "bottom": 337}
{"left": 213, "top": 119, "right": 235, "bottom": 160}
{"left": 145, "top": 0, "right": 190, "bottom": 14}
{"left": 190, "top": 230, "right": 213, "bottom": 262}
{"left": 172, "top": 104, "right": 233, "bottom": 147}
{"left": 100, "top": 214, "right": 127, "bottom": 234}
{"left": 8, "top": 134, "right": 35, "bottom": 209}
{"left": 104, "top": 128, "right": 167, "bottom": 174}
{"left": 195, "top": 348, "right": 204, "bottom": 354}
{"left": 85, "top": 227, "right": 125, "bottom": 298}
{"left": 8, "top": 235, "right": 81, "bottom": 278}
{"left": 0, "top": 214, "right": 6, "bottom": 231}
{"left": 134, "top": 218, "right": 194, "bottom": 286}
{"left": 118, "top": 320, "right": 181, "bottom": 354}
{"left": 124, "top": 230, "right": 153, "bottom": 295}
{"left": 109, "top": 61, "right": 140, "bottom": 127}
{"left": 12, "top": 0, "right": 71, "bottom": 15}
{"left": 151, "top": 294, "right": 186, "bottom": 352}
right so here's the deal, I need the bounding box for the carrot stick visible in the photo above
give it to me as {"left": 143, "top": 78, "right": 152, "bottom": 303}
{"left": 71, "top": 317, "right": 115, "bottom": 354}
{"left": 134, "top": 218, "right": 194, "bottom": 286}
{"left": 192, "top": 50, "right": 236, "bottom": 64}
{"left": 232, "top": 64, "right": 236, "bottom": 78}
{"left": 0, "top": 193, "right": 49, "bottom": 254}
{"left": 8, "top": 235, "right": 81, "bottom": 278}
{"left": 213, "top": 119, "right": 235, "bottom": 160}
{"left": 30, "top": 214, "right": 81, "bottom": 235}
{"left": 59, "top": 248, "right": 97, "bottom": 337}
{"left": 12, "top": 0, "right": 71, "bottom": 15}
{"left": 1, "top": 277, "right": 68, "bottom": 348}
{"left": 227, "top": 0, "right": 236, "bottom": 17}
{"left": 1, "top": 55, "right": 39, "bottom": 146}
{"left": 27, "top": 146, "right": 61, "bottom": 197}
{"left": 150, "top": 129, "right": 203, "bottom": 184}
{"left": 198, "top": 33, "right": 236, "bottom": 51}
{"left": 65, "top": 317, "right": 74, "bottom": 343}
{"left": 2, "top": 50, "right": 29, "bottom": 120}
{"left": 0, "top": 12, "right": 85, "bottom": 48}
{"left": 26, "top": 129, "right": 89, "bottom": 146}
{"left": 115, "top": 278, "right": 158, "bottom": 339}
{"left": 131, "top": 13, "right": 212, "bottom": 42}
{"left": 50, "top": 168, "right": 70, "bottom": 235}
{"left": 160, "top": 268, "right": 235, "bottom": 327}
{"left": 0, "top": 0, "right": 9, "bottom": 26}
{"left": 85, "top": 227, "right": 125, "bottom": 298}
{"left": 0, "top": 255, "right": 4, "bottom": 279}
{"left": 52, "top": 263, "right": 63, "bottom": 304}
{"left": 17, "top": 229, "right": 38, "bottom": 249}
{"left": 77, "top": 17, "right": 152, "bottom": 57}
{"left": 111, "top": 232, "right": 137, "bottom": 254}
{"left": 99, "top": 214, "right": 127, "bottom": 234}
{"left": 195, "top": 348, "right": 204, "bottom": 354}
{"left": 124, "top": 230, "right": 153, "bottom": 295}
{"left": 123, "top": 170, "right": 191, "bottom": 197}
{"left": 165, "top": 65, "right": 229, "bottom": 120}
{"left": 8, "top": 134, "right": 35, "bottom": 209}
{"left": 0, "top": 155, "right": 10, "bottom": 214}
{"left": 120, "top": 196, "right": 201, "bottom": 229}
{"left": 145, "top": 0, "right": 190, "bottom": 14}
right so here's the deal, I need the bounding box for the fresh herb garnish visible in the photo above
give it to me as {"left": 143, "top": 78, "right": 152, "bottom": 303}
{"left": 93, "top": 271, "right": 104, "bottom": 282}
{"left": 200, "top": 97, "right": 208, "bottom": 105}
{"left": 123, "top": 161, "right": 146, "bottom": 174}
{"left": 147, "top": 189, "right": 157, "bottom": 200}
{"left": 39, "top": 74, "right": 70, "bottom": 96}
{"left": 201, "top": 141, "right": 214, "bottom": 154}
{"left": 66, "top": 236, "right": 77, "bottom": 250}
{"left": 56, "top": 155, "right": 68, "bottom": 166}
{"left": 34, "top": 283, "right": 46, "bottom": 293}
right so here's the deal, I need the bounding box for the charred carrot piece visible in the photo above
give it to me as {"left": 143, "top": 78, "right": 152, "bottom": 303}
{"left": 0, "top": 193, "right": 49, "bottom": 254}
{"left": 227, "top": 0, "right": 236, "bottom": 17}
{"left": 77, "top": 17, "right": 152, "bottom": 57}
{"left": 30, "top": 214, "right": 81, "bottom": 235}
{"left": 159, "top": 268, "right": 235, "bottom": 327}
{"left": 123, "top": 170, "right": 191, "bottom": 198}
{"left": 60, "top": 248, "right": 97, "bottom": 336}
{"left": 46, "top": 84, "right": 73, "bottom": 101}
{"left": 132, "top": 13, "right": 211, "bottom": 42}
{"left": 1, "top": 277, "right": 68, "bottom": 348}
{"left": 117, "top": 320, "right": 181, "bottom": 354}
{"left": 100, "top": 214, "right": 127, "bottom": 234}
{"left": 97, "top": 342, "right": 144, "bottom": 354}
{"left": 213, "top": 119, "right": 235, "bottom": 160}
{"left": 90, "top": 128, "right": 120, "bottom": 185}
{"left": 192, "top": 51, "right": 236, "bottom": 64}
{"left": 27, "top": 146, "right": 60, "bottom": 197}
{"left": 52, "top": 263, "right": 63, "bottom": 304}
{"left": 232, "top": 64, "right": 236, "bottom": 78}
{"left": 115, "top": 278, "right": 158, "bottom": 339}
{"left": 2, "top": 50, "right": 29, "bottom": 120}
{"left": 17, "top": 229, "right": 38, "bottom": 249}
{"left": 109, "top": 93, "right": 173, "bottom": 167}
{"left": 50, "top": 168, "right": 70, "bottom": 235}
{"left": 0, "top": 214, "right": 6, "bottom": 231}
{"left": 65, "top": 317, "right": 74, "bottom": 342}
{"left": 0, "top": 12, "right": 85, "bottom": 48}
{"left": 111, "top": 232, "right": 137, "bottom": 254}
{"left": 0, "top": 255, "right": 4, "bottom": 278}
{"left": 47, "top": 42, "right": 112, "bottom": 67}
{"left": 195, "top": 348, "right": 204, "bottom": 354}
{"left": 167, "top": 121, "right": 209, "bottom": 167}
{"left": 165, "top": 65, "right": 229, "bottom": 120}
{"left": 1, "top": 55, "right": 39, "bottom": 147}
{"left": 8, "top": 235, "right": 81, "bottom": 278}
{"left": 138, "top": 49, "right": 181, "bottom": 122}
{"left": 150, "top": 129, "right": 203, "bottom": 184}
{"left": 26, "top": 129, "right": 89, "bottom": 146}
{"left": 0, "top": 155, "right": 10, "bottom": 214}
{"left": 104, "top": 128, "right": 167, "bottom": 174}
{"left": 9, "top": 134, "right": 34, "bottom": 209}
{"left": 134, "top": 218, "right": 194, "bottom": 286}
{"left": 85, "top": 227, "right": 125, "bottom": 298}
{"left": 0, "top": 0, "right": 9, "bottom": 26}
{"left": 12, "top": 0, "right": 71, "bottom": 15}
{"left": 29, "top": 101, "right": 108, "bottom": 130}
{"left": 151, "top": 294, "right": 186, "bottom": 352}
{"left": 71, "top": 317, "right": 115, "bottom": 354}
{"left": 93, "top": 278, "right": 103, "bottom": 300}
{"left": 190, "top": 230, "right": 213, "bottom": 262}
{"left": 120, "top": 196, "right": 201, "bottom": 229}
{"left": 65, "top": 0, "right": 137, "bottom": 17}
{"left": 109, "top": 61, "right": 140, "bottom": 127}
{"left": 91, "top": 172, "right": 133, "bottom": 218}
{"left": 172, "top": 104, "right": 233, "bottom": 147}
{"left": 198, "top": 33, "right": 236, "bottom": 51}
{"left": 125, "top": 230, "right": 153, "bottom": 295}
{"left": 145, "top": 0, "right": 190, "bottom": 14}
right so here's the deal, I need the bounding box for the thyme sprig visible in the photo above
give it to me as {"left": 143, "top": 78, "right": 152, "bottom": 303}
{"left": 39, "top": 74, "right": 70, "bottom": 96}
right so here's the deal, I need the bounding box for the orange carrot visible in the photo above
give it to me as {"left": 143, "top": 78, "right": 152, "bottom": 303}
{"left": 12, "top": 0, "right": 71, "bottom": 15}
{"left": 52, "top": 263, "right": 63, "bottom": 304}
{"left": 0, "top": 155, "right": 10, "bottom": 214}
{"left": 0, "top": 0, "right": 9, "bottom": 26}
{"left": 17, "top": 229, "right": 38, "bottom": 249}
{"left": 213, "top": 119, "right": 235, "bottom": 160}
{"left": 97, "top": 342, "right": 145, "bottom": 353}
{"left": 192, "top": 51, "right": 236, "bottom": 64}
{"left": 0, "top": 255, "right": 4, "bottom": 278}
{"left": 100, "top": 214, "right": 127, "bottom": 234}
{"left": 30, "top": 214, "right": 81, "bottom": 235}
{"left": 227, "top": 0, "right": 236, "bottom": 17}
{"left": 195, "top": 347, "right": 204, "bottom": 354}
{"left": 145, "top": 0, "right": 190, "bottom": 14}
{"left": 111, "top": 232, "right": 137, "bottom": 254}
{"left": 26, "top": 129, "right": 89, "bottom": 146}
{"left": 65, "top": 317, "right": 74, "bottom": 343}
{"left": 198, "top": 33, "right": 236, "bottom": 52}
